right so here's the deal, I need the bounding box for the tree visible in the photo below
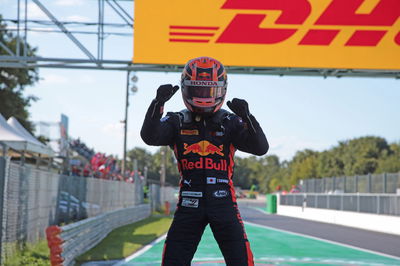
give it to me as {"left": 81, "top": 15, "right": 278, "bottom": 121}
{"left": 287, "top": 149, "right": 319, "bottom": 186}
{"left": 0, "top": 15, "right": 39, "bottom": 132}
{"left": 339, "top": 136, "right": 390, "bottom": 175}
{"left": 127, "top": 147, "right": 153, "bottom": 175}
{"left": 233, "top": 157, "right": 253, "bottom": 189}
{"left": 149, "top": 147, "right": 180, "bottom": 186}
{"left": 376, "top": 143, "right": 400, "bottom": 173}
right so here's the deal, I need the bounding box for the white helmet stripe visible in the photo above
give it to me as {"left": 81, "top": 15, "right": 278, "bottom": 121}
{"left": 183, "top": 80, "right": 225, "bottom": 87}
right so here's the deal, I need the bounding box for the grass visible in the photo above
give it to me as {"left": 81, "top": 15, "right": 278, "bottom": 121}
{"left": 3, "top": 214, "right": 172, "bottom": 266}
{"left": 4, "top": 240, "right": 50, "bottom": 266}
{"left": 75, "top": 215, "right": 172, "bottom": 264}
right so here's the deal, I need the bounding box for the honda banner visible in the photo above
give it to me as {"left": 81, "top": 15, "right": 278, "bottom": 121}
{"left": 133, "top": 0, "right": 400, "bottom": 70}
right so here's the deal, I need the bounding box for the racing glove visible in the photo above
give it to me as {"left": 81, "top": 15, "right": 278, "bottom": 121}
{"left": 150, "top": 84, "right": 179, "bottom": 118}
{"left": 156, "top": 84, "right": 179, "bottom": 104}
{"left": 227, "top": 98, "right": 259, "bottom": 134}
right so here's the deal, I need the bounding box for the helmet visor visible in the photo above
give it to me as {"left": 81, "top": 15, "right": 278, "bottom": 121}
{"left": 182, "top": 80, "right": 226, "bottom": 99}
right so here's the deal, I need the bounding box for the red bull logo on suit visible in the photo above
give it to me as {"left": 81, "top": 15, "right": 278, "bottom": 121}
{"left": 183, "top": 140, "right": 224, "bottom": 156}
{"left": 181, "top": 141, "right": 227, "bottom": 171}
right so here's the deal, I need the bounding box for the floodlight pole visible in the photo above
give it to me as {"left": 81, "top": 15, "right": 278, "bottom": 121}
{"left": 122, "top": 70, "right": 130, "bottom": 175}
{"left": 122, "top": 70, "right": 138, "bottom": 176}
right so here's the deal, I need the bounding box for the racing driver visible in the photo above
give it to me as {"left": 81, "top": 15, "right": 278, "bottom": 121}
{"left": 140, "top": 56, "right": 269, "bottom": 265}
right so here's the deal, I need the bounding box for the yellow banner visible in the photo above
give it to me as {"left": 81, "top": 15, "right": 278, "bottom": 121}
{"left": 133, "top": 0, "right": 400, "bottom": 70}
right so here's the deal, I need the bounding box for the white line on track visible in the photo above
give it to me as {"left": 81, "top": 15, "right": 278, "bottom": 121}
{"left": 245, "top": 209, "right": 400, "bottom": 261}
{"left": 113, "top": 234, "right": 167, "bottom": 266}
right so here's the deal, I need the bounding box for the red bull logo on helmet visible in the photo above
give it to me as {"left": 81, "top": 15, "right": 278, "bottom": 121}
{"left": 183, "top": 140, "right": 224, "bottom": 156}
{"left": 198, "top": 72, "right": 211, "bottom": 80}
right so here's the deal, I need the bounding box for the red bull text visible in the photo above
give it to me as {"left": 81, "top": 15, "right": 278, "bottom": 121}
{"left": 180, "top": 158, "right": 228, "bottom": 171}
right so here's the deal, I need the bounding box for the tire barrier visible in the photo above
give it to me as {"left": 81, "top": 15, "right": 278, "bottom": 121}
{"left": 45, "top": 204, "right": 151, "bottom": 266}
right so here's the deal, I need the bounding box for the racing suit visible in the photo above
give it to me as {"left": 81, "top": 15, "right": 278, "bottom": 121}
{"left": 141, "top": 98, "right": 269, "bottom": 266}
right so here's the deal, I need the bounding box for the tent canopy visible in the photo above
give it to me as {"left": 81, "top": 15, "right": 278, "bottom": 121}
{"left": 0, "top": 114, "right": 54, "bottom": 157}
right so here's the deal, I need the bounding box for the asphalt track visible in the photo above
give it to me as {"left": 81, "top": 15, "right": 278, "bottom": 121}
{"left": 238, "top": 200, "right": 400, "bottom": 258}
{"left": 114, "top": 199, "right": 400, "bottom": 265}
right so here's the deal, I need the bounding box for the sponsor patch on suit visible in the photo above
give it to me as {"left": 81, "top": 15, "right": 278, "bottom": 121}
{"left": 181, "top": 191, "right": 203, "bottom": 197}
{"left": 213, "top": 190, "right": 229, "bottom": 198}
{"left": 180, "top": 129, "right": 199, "bottom": 135}
{"left": 181, "top": 197, "right": 199, "bottom": 208}
{"left": 207, "top": 177, "right": 216, "bottom": 184}
{"left": 207, "top": 177, "right": 229, "bottom": 184}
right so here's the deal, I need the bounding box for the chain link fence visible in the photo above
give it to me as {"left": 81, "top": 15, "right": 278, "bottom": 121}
{"left": 302, "top": 173, "right": 400, "bottom": 193}
{"left": 280, "top": 193, "right": 400, "bottom": 216}
{"left": 149, "top": 182, "right": 179, "bottom": 213}
{"left": 0, "top": 157, "right": 143, "bottom": 264}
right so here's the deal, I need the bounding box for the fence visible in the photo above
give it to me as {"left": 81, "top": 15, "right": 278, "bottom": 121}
{"left": 46, "top": 204, "right": 150, "bottom": 266}
{"left": 0, "top": 157, "right": 143, "bottom": 264}
{"left": 149, "top": 183, "right": 178, "bottom": 213}
{"left": 280, "top": 193, "right": 400, "bottom": 216}
{"left": 301, "top": 173, "right": 400, "bottom": 193}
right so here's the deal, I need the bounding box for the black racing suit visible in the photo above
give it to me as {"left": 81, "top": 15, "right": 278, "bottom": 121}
{"left": 141, "top": 99, "right": 269, "bottom": 266}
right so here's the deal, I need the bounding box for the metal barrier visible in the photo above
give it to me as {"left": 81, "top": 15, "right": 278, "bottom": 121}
{"left": 302, "top": 173, "right": 400, "bottom": 193}
{"left": 280, "top": 193, "right": 400, "bottom": 216}
{"left": 46, "top": 204, "right": 151, "bottom": 266}
{"left": 0, "top": 157, "right": 143, "bottom": 264}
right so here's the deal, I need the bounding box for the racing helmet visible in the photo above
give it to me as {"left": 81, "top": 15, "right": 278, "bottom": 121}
{"left": 181, "top": 56, "right": 227, "bottom": 114}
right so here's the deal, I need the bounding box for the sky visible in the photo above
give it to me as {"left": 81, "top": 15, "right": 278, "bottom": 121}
{"left": 1, "top": 0, "right": 400, "bottom": 161}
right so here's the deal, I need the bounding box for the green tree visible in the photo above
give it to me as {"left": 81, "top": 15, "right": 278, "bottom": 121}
{"left": 233, "top": 157, "right": 253, "bottom": 189}
{"left": 127, "top": 147, "right": 153, "bottom": 175}
{"left": 149, "top": 147, "right": 180, "bottom": 186}
{"left": 339, "top": 136, "right": 390, "bottom": 175}
{"left": 0, "top": 15, "right": 39, "bottom": 132}
{"left": 256, "top": 155, "right": 281, "bottom": 193}
{"left": 287, "top": 149, "right": 319, "bottom": 186}
{"left": 376, "top": 143, "right": 400, "bottom": 173}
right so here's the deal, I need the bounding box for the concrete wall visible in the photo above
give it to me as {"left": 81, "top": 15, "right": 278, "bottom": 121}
{"left": 277, "top": 205, "right": 400, "bottom": 235}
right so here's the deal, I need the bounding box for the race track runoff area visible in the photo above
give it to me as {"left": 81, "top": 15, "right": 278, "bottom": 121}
{"left": 117, "top": 222, "right": 400, "bottom": 266}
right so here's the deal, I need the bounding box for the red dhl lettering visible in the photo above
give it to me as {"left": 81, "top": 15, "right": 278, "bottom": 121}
{"left": 180, "top": 158, "right": 227, "bottom": 171}
{"left": 217, "top": 0, "right": 399, "bottom": 46}
{"left": 171, "top": 0, "right": 400, "bottom": 47}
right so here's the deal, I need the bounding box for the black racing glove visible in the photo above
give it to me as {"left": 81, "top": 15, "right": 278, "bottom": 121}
{"left": 227, "top": 98, "right": 258, "bottom": 133}
{"left": 155, "top": 84, "right": 179, "bottom": 104}
{"left": 149, "top": 84, "right": 179, "bottom": 119}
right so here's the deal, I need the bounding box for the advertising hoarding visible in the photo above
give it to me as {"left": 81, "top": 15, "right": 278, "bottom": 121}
{"left": 134, "top": 0, "right": 400, "bottom": 70}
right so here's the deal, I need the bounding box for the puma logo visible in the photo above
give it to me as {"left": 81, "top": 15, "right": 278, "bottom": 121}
{"left": 184, "top": 179, "right": 191, "bottom": 187}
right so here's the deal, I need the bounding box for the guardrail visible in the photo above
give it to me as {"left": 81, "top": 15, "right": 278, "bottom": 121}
{"left": 46, "top": 204, "right": 151, "bottom": 266}
{"left": 280, "top": 193, "right": 400, "bottom": 216}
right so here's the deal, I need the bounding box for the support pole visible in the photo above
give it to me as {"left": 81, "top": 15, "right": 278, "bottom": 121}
{"left": 121, "top": 70, "right": 130, "bottom": 174}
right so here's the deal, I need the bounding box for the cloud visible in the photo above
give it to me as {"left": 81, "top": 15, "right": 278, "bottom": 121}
{"left": 26, "top": 3, "right": 48, "bottom": 20}
{"left": 41, "top": 74, "right": 68, "bottom": 85}
{"left": 54, "top": 0, "right": 84, "bottom": 7}
{"left": 102, "top": 122, "right": 124, "bottom": 138}
{"left": 78, "top": 75, "right": 96, "bottom": 84}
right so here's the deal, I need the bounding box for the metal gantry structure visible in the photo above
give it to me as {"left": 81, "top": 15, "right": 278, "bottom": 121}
{"left": 0, "top": 0, "right": 399, "bottom": 78}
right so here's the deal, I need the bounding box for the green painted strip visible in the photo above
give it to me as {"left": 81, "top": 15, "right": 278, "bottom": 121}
{"left": 121, "top": 223, "right": 400, "bottom": 266}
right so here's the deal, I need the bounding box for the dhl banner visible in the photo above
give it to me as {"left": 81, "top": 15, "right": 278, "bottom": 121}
{"left": 133, "top": 0, "right": 400, "bottom": 70}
